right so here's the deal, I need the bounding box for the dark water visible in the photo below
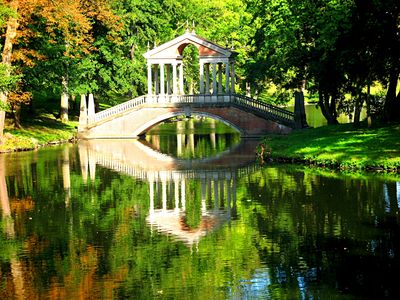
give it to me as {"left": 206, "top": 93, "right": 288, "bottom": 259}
{"left": 1, "top": 118, "right": 399, "bottom": 299}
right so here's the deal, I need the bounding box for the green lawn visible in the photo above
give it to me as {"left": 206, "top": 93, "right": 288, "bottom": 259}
{"left": 1, "top": 115, "right": 78, "bottom": 152}
{"left": 260, "top": 123, "right": 400, "bottom": 170}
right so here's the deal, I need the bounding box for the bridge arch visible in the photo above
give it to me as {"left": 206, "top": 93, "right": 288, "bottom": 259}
{"left": 133, "top": 111, "right": 243, "bottom": 137}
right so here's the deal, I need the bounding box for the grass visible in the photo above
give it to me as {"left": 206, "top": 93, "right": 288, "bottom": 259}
{"left": 1, "top": 114, "right": 78, "bottom": 152}
{"left": 260, "top": 123, "right": 400, "bottom": 171}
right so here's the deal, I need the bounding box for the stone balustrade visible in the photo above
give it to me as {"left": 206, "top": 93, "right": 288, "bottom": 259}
{"left": 82, "top": 94, "right": 296, "bottom": 129}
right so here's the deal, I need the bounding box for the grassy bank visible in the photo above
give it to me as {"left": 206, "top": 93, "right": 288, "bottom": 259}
{"left": 0, "top": 115, "right": 78, "bottom": 153}
{"left": 259, "top": 123, "right": 400, "bottom": 171}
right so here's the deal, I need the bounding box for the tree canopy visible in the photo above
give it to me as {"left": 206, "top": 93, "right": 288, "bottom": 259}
{"left": 0, "top": 0, "right": 399, "bottom": 137}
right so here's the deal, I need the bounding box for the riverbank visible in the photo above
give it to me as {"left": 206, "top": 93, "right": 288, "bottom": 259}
{"left": 0, "top": 117, "right": 77, "bottom": 153}
{"left": 258, "top": 123, "right": 400, "bottom": 171}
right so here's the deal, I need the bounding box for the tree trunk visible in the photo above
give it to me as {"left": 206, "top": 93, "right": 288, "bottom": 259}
{"left": 60, "top": 93, "right": 69, "bottom": 122}
{"left": 384, "top": 69, "right": 399, "bottom": 122}
{"left": 318, "top": 89, "right": 338, "bottom": 125}
{"left": 353, "top": 95, "right": 364, "bottom": 127}
{"left": 366, "top": 84, "right": 372, "bottom": 127}
{"left": 294, "top": 91, "right": 308, "bottom": 128}
{"left": 60, "top": 76, "right": 69, "bottom": 123}
{"left": 12, "top": 103, "right": 22, "bottom": 129}
{"left": 71, "top": 94, "right": 77, "bottom": 113}
{"left": 0, "top": 0, "right": 20, "bottom": 140}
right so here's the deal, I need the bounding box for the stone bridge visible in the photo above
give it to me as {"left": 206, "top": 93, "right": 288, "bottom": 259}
{"left": 77, "top": 94, "right": 297, "bottom": 139}
{"left": 77, "top": 31, "right": 307, "bottom": 139}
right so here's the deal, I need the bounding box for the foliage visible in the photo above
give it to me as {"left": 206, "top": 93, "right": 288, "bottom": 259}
{"left": 246, "top": 0, "right": 400, "bottom": 123}
{"left": 0, "top": 64, "right": 19, "bottom": 94}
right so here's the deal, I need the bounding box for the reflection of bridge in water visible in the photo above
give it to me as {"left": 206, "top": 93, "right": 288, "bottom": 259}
{"left": 78, "top": 139, "right": 260, "bottom": 246}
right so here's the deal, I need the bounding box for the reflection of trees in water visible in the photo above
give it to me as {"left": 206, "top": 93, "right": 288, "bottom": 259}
{"left": 2, "top": 144, "right": 400, "bottom": 299}
{"left": 243, "top": 166, "right": 400, "bottom": 298}
{"left": 0, "top": 155, "right": 25, "bottom": 299}
{"left": 146, "top": 118, "right": 241, "bottom": 159}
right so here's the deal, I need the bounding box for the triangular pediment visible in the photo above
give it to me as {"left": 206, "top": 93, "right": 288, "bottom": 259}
{"left": 143, "top": 32, "right": 234, "bottom": 60}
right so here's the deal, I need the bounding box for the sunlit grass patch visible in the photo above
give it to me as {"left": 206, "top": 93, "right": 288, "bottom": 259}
{"left": 261, "top": 123, "right": 400, "bottom": 171}
{"left": 1, "top": 119, "right": 77, "bottom": 152}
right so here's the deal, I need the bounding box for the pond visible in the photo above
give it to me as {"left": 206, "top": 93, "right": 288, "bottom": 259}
{"left": 1, "top": 118, "right": 399, "bottom": 299}
{"left": 286, "top": 104, "right": 367, "bottom": 128}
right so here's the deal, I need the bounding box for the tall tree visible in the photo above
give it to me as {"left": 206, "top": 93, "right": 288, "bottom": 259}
{"left": 0, "top": 0, "right": 19, "bottom": 139}
{"left": 246, "top": 0, "right": 399, "bottom": 125}
{"left": 18, "top": 0, "right": 121, "bottom": 121}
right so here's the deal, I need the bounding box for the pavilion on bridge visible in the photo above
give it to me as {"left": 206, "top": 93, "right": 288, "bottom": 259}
{"left": 143, "top": 29, "right": 237, "bottom": 102}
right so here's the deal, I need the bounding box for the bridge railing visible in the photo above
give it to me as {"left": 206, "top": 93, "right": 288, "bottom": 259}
{"left": 90, "top": 95, "right": 147, "bottom": 125}
{"left": 87, "top": 93, "right": 295, "bottom": 128}
{"left": 232, "top": 94, "right": 295, "bottom": 126}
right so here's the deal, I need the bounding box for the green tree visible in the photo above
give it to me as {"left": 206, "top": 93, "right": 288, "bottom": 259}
{"left": 246, "top": 0, "right": 399, "bottom": 124}
{"left": 0, "top": 0, "right": 19, "bottom": 139}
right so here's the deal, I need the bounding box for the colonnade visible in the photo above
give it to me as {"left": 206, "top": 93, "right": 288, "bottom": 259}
{"left": 199, "top": 60, "right": 235, "bottom": 95}
{"left": 147, "top": 62, "right": 184, "bottom": 96}
{"left": 147, "top": 59, "right": 235, "bottom": 97}
{"left": 148, "top": 175, "right": 237, "bottom": 216}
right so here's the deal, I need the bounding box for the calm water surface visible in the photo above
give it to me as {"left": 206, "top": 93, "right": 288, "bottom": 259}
{"left": 1, "top": 118, "right": 399, "bottom": 299}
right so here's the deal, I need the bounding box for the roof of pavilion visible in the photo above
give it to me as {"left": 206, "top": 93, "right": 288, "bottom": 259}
{"left": 143, "top": 31, "right": 236, "bottom": 61}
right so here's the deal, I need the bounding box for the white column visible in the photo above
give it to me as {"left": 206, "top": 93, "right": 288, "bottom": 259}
{"left": 199, "top": 61, "right": 204, "bottom": 94}
{"left": 88, "top": 93, "right": 95, "bottom": 123}
{"left": 154, "top": 65, "right": 159, "bottom": 95}
{"left": 179, "top": 63, "right": 184, "bottom": 95}
{"left": 147, "top": 63, "right": 152, "bottom": 95}
{"left": 212, "top": 63, "right": 217, "bottom": 95}
{"left": 218, "top": 63, "right": 223, "bottom": 94}
{"left": 225, "top": 63, "right": 230, "bottom": 94}
{"left": 160, "top": 63, "right": 165, "bottom": 95}
{"left": 166, "top": 64, "right": 171, "bottom": 95}
{"left": 172, "top": 62, "right": 178, "bottom": 95}
{"left": 230, "top": 62, "right": 235, "bottom": 94}
{"left": 205, "top": 64, "right": 210, "bottom": 95}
